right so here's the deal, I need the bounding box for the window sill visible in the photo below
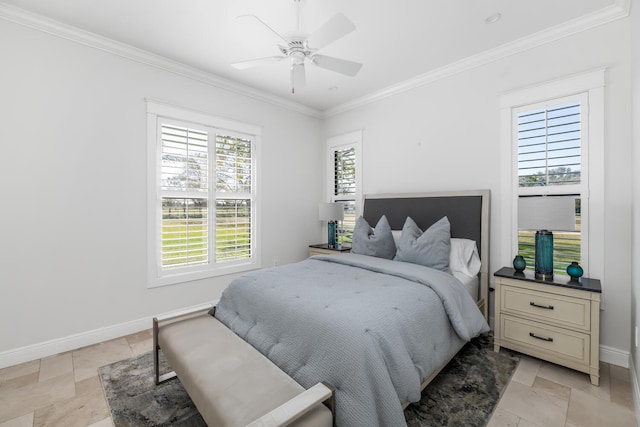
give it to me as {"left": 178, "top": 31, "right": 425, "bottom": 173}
{"left": 148, "top": 260, "right": 260, "bottom": 288}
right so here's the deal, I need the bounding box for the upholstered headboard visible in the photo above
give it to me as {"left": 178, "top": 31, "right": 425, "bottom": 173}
{"left": 362, "top": 190, "right": 490, "bottom": 318}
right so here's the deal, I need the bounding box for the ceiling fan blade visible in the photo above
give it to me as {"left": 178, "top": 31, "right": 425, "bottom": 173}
{"left": 231, "top": 56, "right": 287, "bottom": 70}
{"left": 238, "top": 14, "right": 290, "bottom": 44}
{"left": 306, "top": 13, "right": 356, "bottom": 50}
{"left": 291, "top": 63, "right": 306, "bottom": 94}
{"left": 311, "top": 54, "right": 362, "bottom": 77}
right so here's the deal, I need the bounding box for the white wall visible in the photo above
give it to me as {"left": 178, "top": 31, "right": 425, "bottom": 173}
{"left": 322, "top": 18, "right": 634, "bottom": 358}
{"left": 630, "top": 0, "right": 640, "bottom": 399}
{"left": 0, "top": 19, "right": 323, "bottom": 359}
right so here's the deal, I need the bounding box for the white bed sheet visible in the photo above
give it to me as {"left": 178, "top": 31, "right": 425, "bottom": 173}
{"left": 453, "top": 271, "right": 479, "bottom": 302}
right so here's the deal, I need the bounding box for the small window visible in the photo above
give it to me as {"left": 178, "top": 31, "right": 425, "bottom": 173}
{"left": 501, "top": 69, "right": 605, "bottom": 294}
{"left": 327, "top": 131, "right": 362, "bottom": 243}
{"left": 147, "top": 101, "right": 260, "bottom": 287}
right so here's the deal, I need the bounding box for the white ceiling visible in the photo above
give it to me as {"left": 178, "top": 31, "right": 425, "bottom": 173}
{"left": 0, "top": 0, "right": 621, "bottom": 113}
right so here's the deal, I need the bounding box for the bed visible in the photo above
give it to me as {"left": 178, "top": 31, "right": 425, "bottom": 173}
{"left": 362, "top": 190, "right": 490, "bottom": 319}
{"left": 214, "top": 190, "right": 491, "bottom": 427}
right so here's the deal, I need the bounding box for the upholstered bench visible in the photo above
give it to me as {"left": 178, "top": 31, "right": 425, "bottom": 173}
{"left": 153, "top": 306, "right": 334, "bottom": 427}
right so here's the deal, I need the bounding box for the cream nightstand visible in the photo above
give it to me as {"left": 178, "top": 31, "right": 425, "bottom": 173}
{"left": 493, "top": 267, "right": 601, "bottom": 385}
{"left": 308, "top": 244, "right": 351, "bottom": 257}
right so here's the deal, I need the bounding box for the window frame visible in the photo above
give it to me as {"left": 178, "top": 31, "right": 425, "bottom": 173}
{"left": 499, "top": 69, "right": 605, "bottom": 286}
{"left": 326, "top": 130, "right": 363, "bottom": 242}
{"left": 147, "top": 100, "right": 261, "bottom": 288}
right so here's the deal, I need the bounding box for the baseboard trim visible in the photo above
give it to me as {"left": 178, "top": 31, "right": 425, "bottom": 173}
{"left": 0, "top": 307, "right": 631, "bottom": 370}
{"left": 600, "top": 344, "right": 630, "bottom": 368}
{"left": 0, "top": 302, "right": 216, "bottom": 369}
{"left": 0, "top": 317, "right": 149, "bottom": 369}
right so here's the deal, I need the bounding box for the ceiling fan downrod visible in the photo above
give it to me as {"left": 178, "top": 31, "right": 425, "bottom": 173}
{"left": 294, "top": 0, "right": 302, "bottom": 33}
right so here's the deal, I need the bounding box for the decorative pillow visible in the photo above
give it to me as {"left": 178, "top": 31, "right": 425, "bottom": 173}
{"left": 449, "top": 238, "right": 481, "bottom": 277}
{"left": 394, "top": 216, "right": 451, "bottom": 273}
{"left": 351, "top": 215, "right": 397, "bottom": 259}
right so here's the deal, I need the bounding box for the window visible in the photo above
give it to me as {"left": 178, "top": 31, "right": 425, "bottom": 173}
{"left": 327, "top": 130, "right": 363, "bottom": 243}
{"left": 500, "top": 69, "right": 605, "bottom": 283}
{"left": 147, "top": 101, "right": 260, "bottom": 287}
{"left": 515, "top": 96, "right": 585, "bottom": 275}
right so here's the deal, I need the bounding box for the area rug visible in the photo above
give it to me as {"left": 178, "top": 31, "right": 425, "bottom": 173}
{"left": 100, "top": 334, "right": 519, "bottom": 427}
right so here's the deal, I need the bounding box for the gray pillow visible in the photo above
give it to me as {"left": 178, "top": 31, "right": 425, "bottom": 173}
{"left": 394, "top": 216, "right": 452, "bottom": 273}
{"left": 351, "top": 215, "right": 397, "bottom": 259}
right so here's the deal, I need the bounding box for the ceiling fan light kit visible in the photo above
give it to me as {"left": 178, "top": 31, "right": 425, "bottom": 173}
{"left": 232, "top": 0, "right": 362, "bottom": 94}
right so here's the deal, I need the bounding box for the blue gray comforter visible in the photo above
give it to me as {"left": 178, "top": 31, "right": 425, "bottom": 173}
{"left": 215, "top": 253, "right": 490, "bottom": 427}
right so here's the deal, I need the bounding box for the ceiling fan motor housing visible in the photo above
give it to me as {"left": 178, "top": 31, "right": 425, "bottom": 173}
{"left": 279, "top": 40, "right": 314, "bottom": 64}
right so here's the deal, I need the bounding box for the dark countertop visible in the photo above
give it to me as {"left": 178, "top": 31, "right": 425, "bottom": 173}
{"left": 494, "top": 266, "right": 601, "bottom": 293}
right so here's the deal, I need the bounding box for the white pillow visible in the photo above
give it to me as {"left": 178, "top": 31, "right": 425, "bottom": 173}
{"left": 449, "top": 238, "right": 481, "bottom": 277}
{"left": 391, "top": 230, "right": 402, "bottom": 247}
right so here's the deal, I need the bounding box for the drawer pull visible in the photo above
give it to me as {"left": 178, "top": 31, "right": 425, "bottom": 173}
{"left": 530, "top": 301, "right": 554, "bottom": 310}
{"left": 529, "top": 332, "right": 554, "bottom": 342}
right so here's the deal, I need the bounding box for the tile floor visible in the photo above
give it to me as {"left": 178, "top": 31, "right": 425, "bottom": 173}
{"left": 0, "top": 331, "right": 637, "bottom": 427}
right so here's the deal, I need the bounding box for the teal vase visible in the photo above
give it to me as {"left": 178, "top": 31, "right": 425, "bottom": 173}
{"left": 328, "top": 221, "right": 337, "bottom": 248}
{"left": 566, "top": 262, "right": 583, "bottom": 280}
{"left": 513, "top": 255, "right": 526, "bottom": 272}
{"left": 535, "top": 230, "right": 554, "bottom": 280}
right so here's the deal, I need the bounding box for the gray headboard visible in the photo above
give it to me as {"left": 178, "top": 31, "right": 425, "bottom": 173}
{"left": 362, "top": 190, "right": 491, "bottom": 318}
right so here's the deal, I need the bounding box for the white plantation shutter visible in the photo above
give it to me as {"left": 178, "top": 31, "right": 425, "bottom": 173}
{"left": 334, "top": 147, "right": 356, "bottom": 196}
{"left": 332, "top": 146, "right": 357, "bottom": 242}
{"left": 517, "top": 102, "right": 581, "bottom": 189}
{"left": 326, "top": 131, "right": 362, "bottom": 244}
{"left": 159, "top": 126, "right": 256, "bottom": 269}
{"left": 215, "top": 134, "right": 253, "bottom": 261}
{"left": 161, "top": 124, "right": 209, "bottom": 269}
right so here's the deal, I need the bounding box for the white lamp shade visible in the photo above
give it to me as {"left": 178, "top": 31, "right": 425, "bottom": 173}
{"left": 319, "top": 202, "right": 344, "bottom": 221}
{"left": 518, "top": 196, "right": 576, "bottom": 231}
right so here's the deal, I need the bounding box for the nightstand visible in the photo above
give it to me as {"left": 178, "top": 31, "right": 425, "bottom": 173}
{"left": 308, "top": 243, "right": 351, "bottom": 257}
{"left": 493, "top": 267, "right": 601, "bottom": 385}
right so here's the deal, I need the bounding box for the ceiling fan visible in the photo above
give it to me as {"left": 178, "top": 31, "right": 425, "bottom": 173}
{"left": 231, "top": 0, "right": 363, "bottom": 94}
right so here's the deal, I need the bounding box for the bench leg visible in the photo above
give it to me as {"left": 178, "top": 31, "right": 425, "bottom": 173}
{"left": 153, "top": 316, "right": 176, "bottom": 385}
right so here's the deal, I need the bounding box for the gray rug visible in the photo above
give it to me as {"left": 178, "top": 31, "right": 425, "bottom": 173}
{"left": 100, "top": 334, "right": 519, "bottom": 427}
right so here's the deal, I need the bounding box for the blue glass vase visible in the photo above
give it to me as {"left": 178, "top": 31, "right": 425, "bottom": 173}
{"left": 535, "top": 230, "right": 554, "bottom": 280}
{"left": 328, "top": 221, "right": 337, "bottom": 248}
{"left": 567, "top": 262, "right": 584, "bottom": 280}
{"left": 513, "top": 255, "right": 526, "bottom": 272}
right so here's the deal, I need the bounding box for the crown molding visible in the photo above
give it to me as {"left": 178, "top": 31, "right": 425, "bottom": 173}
{"left": 322, "top": 0, "right": 631, "bottom": 118}
{"left": 0, "top": 2, "right": 323, "bottom": 119}
{"left": 0, "top": 0, "right": 630, "bottom": 120}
